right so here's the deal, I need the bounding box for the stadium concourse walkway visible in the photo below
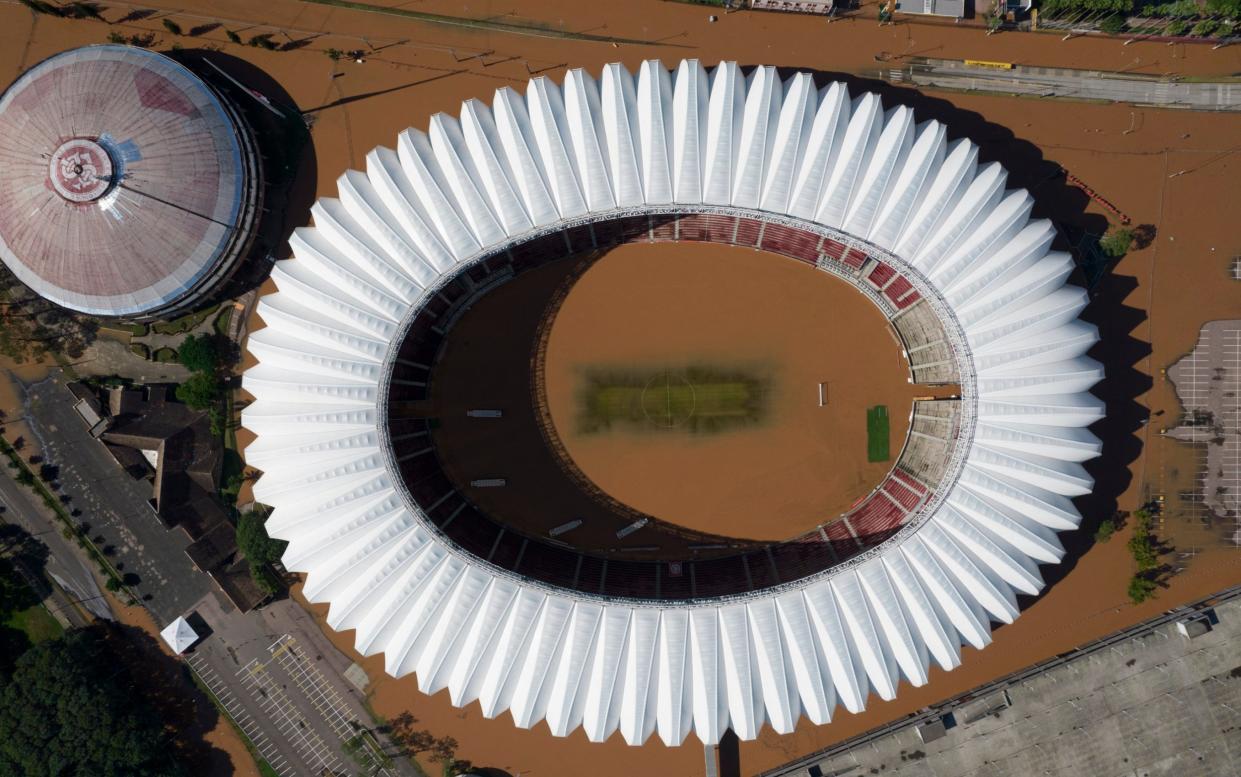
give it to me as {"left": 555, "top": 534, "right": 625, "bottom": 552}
{"left": 761, "top": 585, "right": 1241, "bottom": 777}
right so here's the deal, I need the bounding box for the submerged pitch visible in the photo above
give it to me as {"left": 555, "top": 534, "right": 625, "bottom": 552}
{"left": 575, "top": 365, "right": 772, "bottom": 434}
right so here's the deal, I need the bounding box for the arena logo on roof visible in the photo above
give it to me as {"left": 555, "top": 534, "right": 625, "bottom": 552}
{"left": 242, "top": 60, "right": 1103, "bottom": 747}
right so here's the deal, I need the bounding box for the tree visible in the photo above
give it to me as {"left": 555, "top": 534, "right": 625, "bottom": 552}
{"left": 0, "top": 276, "right": 100, "bottom": 364}
{"left": 1100, "top": 227, "right": 1135, "bottom": 257}
{"left": 177, "top": 333, "right": 221, "bottom": 374}
{"left": 1191, "top": 18, "right": 1220, "bottom": 36}
{"left": 226, "top": 29, "right": 242, "bottom": 44}
{"left": 1127, "top": 574, "right": 1157, "bottom": 603}
{"left": 1094, "top": 518, "right": 1116, "bottom": 543}
{"left": 16, "top": 0, "right": 62, "bottom": 15}
{"left": 1100, "top": 14, "right": 1126, "bottom": 33}
{"left": 249, "top": 33, "right": 279, "bottom": 50}
{"left": 236, "top": 511, "right": 286, "bottom": 566}
{"left": 162, "top": 18, "right": 183, "bottom": 35}
{"left": 0, "top": 559, "right": 39, "bottom": 621}
{"left": 236, "top": 511, "right": 287, "bottom": 596}
{"left": 0, "top": 628, "right": 182, "bottom": 776}
{"left": 175, "top": 372, "right": 221, "bottom": 410}
{"left": 1206, "top": 0, "right": 1241, "bottom": 18}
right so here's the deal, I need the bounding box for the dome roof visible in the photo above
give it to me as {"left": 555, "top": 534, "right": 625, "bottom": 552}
{"left": 242, "top": 61, "right": 1103, "bottom": 747}
{"left": 0, "top": 45, "right": 255, "bottom": 317}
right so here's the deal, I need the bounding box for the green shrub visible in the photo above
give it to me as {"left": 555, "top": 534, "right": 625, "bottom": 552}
{"left": 178, "top": 334, "right": 221, "bottom": 373}
{"left": 162, "top": 19, "right": 182, "bottom": 35}
{"left": 1165, "top": 19, "right": 1188, "bottom": 35}
{"left": 1191, "top": 18, "right": 1220, "bottom": 35}
{"left": 175, "top": 373, "right": 222, "bottom": 410}
{"left": 249, "top": 34, "right": 278, "bottom": 50}
{"left": 226, "top": 29, "right": 242, "bottom": 44}
{"left": 1100, "top": 227, "right": 1135, "bottom": 257}
{"left": 1127, "top": 575, "right": 1157, "bottom": 603}
{"left": 1094, "top": 518, "right": 1116, "bottom": 543}
{"left": 1100, "top": 14, "right": 1127, "bottom": 33}
{"left": 104, "top": 577, "right": 122, "bottom": 593}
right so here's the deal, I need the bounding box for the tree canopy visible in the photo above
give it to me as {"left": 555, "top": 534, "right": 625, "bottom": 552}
{"left": 236, "top": 511, "right": 286, "bottom": 566}
{"left": 0, "top": 558, "right": 39, "bottom": 619}
{"left": 1100, "top": 227, "right": 1135, "bottom": 258}
{"left": 236, "top": 511, "right": 287, "bottom": 595}
{"left": 176, "top": 334, "right": 222, "bottom": 374}
{"left": 0, "top": 274, "right": 100, "bottom": 364}
{"left": 174, "top": 372, "right": 222, "bottom": 410}
{"left": 0, "top": 628, "right": 182, "bottom": 776}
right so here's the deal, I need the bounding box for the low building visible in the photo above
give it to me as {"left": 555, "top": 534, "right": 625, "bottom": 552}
{"left": 896, "top": 0, "right": 966, "bottom": 17}
{"left": 750, "top": 0, "right": 835, "bottom": 14}
{"left": 77, "top": 382, "right": 264, "bottom": 611}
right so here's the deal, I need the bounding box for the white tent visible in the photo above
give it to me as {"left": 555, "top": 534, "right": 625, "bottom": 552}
{"left": 159, "top": 616, "right": 199, "bottom": 654}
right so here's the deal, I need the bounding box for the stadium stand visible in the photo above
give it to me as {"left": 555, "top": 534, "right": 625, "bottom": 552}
{"left": 381, "top": 213, "right": 963, "bottom": 601}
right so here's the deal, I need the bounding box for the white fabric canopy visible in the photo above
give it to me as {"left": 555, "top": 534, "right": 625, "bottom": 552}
{"left": 159, "top": 616, "right": 199, "bottom": 654}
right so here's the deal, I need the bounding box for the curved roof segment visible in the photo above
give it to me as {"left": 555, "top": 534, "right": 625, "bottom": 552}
{"left": 242, "top": 61, "right": 1104, "bottom": 747}
{"left": 0, "top": 45, "right": 257, "bottom": 317}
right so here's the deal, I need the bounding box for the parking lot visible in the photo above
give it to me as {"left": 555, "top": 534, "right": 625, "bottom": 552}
{"left": 188, "top": 621, "right": 401, "bottom": 776}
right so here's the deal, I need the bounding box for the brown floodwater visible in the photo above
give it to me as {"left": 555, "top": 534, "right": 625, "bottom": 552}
{"left": 543, "top": 241, "right": 914, "bottom": 542}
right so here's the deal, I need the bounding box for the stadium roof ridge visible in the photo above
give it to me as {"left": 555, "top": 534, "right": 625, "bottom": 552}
{"left": 241, "top": 60, "right": 1103, "bottom": 746}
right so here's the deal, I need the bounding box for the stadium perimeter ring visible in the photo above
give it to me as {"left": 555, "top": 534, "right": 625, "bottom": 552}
{"left": 243, "top": 61, "right": 1104, "bottom": 747}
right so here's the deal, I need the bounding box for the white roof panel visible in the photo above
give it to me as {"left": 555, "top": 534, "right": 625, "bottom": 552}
{"left": 243, "top": 60, "right": 1103, "bottom": 747}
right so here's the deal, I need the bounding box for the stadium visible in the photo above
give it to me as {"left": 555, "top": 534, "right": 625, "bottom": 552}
{"left": 0, "top": 45, "right": 262, "bottom": 319}
{"left": 242, "top": 60, "right": 1104, "bottom": 747}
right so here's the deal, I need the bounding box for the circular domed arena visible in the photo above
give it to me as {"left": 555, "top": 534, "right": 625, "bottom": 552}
{"left": 0, "top": 45, "right": 262, "bottom": 319}
{"left": 242, "top": 60, "right": 1104, "bottom": 747}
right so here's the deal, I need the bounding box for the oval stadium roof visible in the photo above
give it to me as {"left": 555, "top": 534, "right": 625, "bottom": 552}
{"left": 0, "top": 45, "right": 255, "bottom": 317}
{"left": 242, "top": 60, "right": 1104, "bottom": 747}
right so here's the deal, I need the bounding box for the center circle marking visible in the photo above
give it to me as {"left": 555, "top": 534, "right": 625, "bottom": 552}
{"left": 639, "top": 371, "right": 697, "bottom": 429}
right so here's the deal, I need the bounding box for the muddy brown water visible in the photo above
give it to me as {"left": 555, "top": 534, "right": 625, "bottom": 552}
{"left": 543, "top": 242, "right": 915, "bottom": 543}
{"left": 5, "top": 2, "right": 1239, "bottom": 773}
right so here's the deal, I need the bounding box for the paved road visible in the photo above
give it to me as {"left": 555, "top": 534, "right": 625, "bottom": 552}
{"left": 15, "top": 369, "right": 414, "bottom": 777}
{"left": 187, "top": 591, "right": 408, "bottom": 777}
{"left": 886, "top": 58, "right": 1241, "bottom": 112}
{"left": 0, "top": 463, "right": 111, "bottom": 624}
{"left": 18, "top": 375, "right": 212, "bottom": 622}
{"left": 763, "top": 585, "right": 1241, "bottom": 777}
